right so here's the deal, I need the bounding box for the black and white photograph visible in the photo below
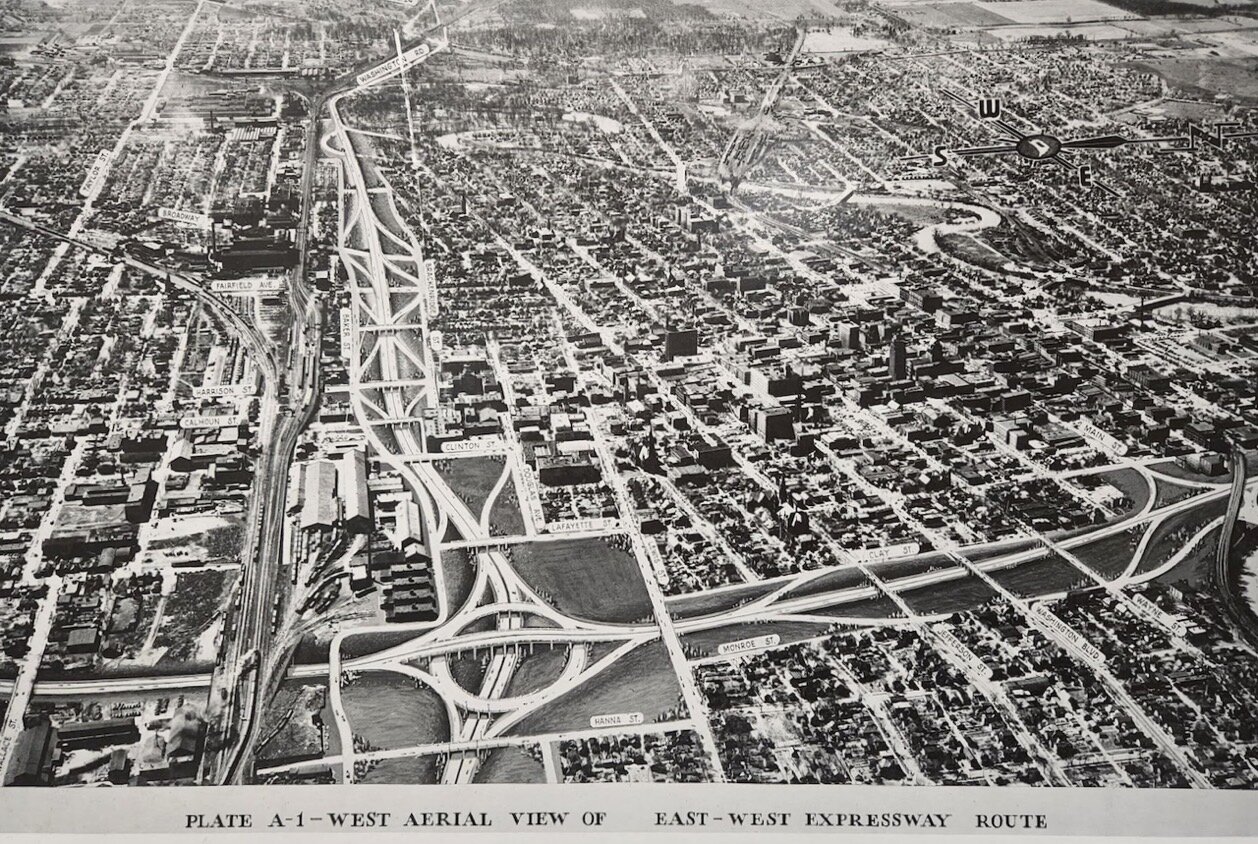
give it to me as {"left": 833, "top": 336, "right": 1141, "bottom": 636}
{"left": 0, "top": 0, "right": 1256, "bottom": 833}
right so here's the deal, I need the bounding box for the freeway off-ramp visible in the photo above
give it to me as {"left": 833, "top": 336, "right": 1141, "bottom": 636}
{"left": 0, "top": 482, "right": 1236, "bottom": 695}
{"left": 2, "top": 4, "right": 1254, "bottom": 789}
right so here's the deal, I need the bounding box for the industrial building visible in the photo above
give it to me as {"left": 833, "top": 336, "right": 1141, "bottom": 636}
{"left": 300, "top": 459, "right": 340, "bottom": 531}
{"left": 338, "top": 448, "right": 371, "bottom": 533}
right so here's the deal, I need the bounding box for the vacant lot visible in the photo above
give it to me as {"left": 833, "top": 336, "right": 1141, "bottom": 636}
{"left": 106, "top": 592, "right": 162, "bottom": 663}
{"left": 148, "top": 515, "right": 244, "bottom": 562}
{"left": 154, "top": 569, "right": 236, "bottom": 666}
{"left": 1153, "top": 480, "right": 1207, "bottom": 509}
{"left": 358, "top": 755, "right": 442, "bottom": 784}
{"left": 1090, "top": 468, "right": 1152, "bottom": 518}
{"left": 435, "top": 455, "right": 507, "bottom": 522}
{"left": 473, "top": 746, "right": 546, "bottom": 783}
{"left": 937, "top": 232, "right": 1013, "bottom": 272}
{"left": 667, "top": 581, "right": 778, "bottom": 620}
{"left": 868, "top": 553, "right": 953, "bottom": 583}
{"left": 505, "top": 646, "right": 570, "bottom": 698}
{"left": 342, "top": 670, "right": 450, "bottom": 752}
{"left": 1073, "top": 527, "right": 1145, "bottom": 579}
{"left": 488, "top": 481, "right": 527, "bottom": 536}
{"left": 785, "top": 566, "right": 870, "bottom": 601}
{"left": 338, "top": 628, "right": 425, "bottom": 662}
{"left": 505, "top": 640, "right": 682, "bottom": 736}
{"left": 1137, "top": 497, "right": 1228, "bottom": 579}
{"left": 900, "top": 574, "right": 997, "bottom": 615}
{"left": 441, "top": 548, "right": 477, "bottom": 614}
{"left": 445, "top": 653, "right": 487, "bottom": 694}
{"left": 810, "top": 594, "right": 903, "bottom": 619}
{"left": 257, "top": 684, "right": 327, "bottom": 766}
{"left": 508, "top": 537, "right": 652, "bottom": 624}
{"left": 963, "top": 539, "right": 1039, "bottom": 563}
{"left": 990, "top": 554, "right": 1092, "bottom": 598}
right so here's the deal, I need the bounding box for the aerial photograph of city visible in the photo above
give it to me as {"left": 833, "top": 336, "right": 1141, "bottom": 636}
{"left": 0, "top": 0, "right": 1256, "bottom": 795}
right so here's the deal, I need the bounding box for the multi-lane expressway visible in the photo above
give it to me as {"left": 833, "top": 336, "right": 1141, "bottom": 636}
{"left": 0, "top": 476, "right": 1236, "bottom": 685}
{"left": 4, "top": 9, "right": 1255, "bottom": 790}
{"left": 293, "top": 53, "right": 1255, "bottom": 783}
{"left": 323, "top": 25, "right": 519, "bottom": 784}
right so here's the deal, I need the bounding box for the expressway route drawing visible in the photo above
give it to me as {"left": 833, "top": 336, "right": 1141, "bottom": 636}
{"left": 0, "top": 0, "right": 1257, "bottom": 803}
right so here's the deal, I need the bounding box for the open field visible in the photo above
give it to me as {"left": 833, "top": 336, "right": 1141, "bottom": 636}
{"left": 55, "top": 503, "right": 129, "bottom": 531}
{"left": 434, "top": 455, "right": 507, "bottom": 522}
{"left": 98, "top": 593, "right": 163, "bottom": 671}
{"left": 974, "top": 0, "right": 1136, "bottom": 22}
{"left": 1135, "top": 496, "right": 1229, "bottom": 577}
{"left": 337, "top": 628, "right": 426, "bottom": 662}
{"left": 782, "top": 566, "right": 868, "bottom": 600}
{"left": 504, "top": 645, "right": 569, "bottom": 697}
{"left": 1169, "top": 0, "right": 1258, "bottom": 8}
{"left": 990, "top": 554, "right": 1092, "bottom": 598}
{"left": 899, "top": 573, "right": 998, "bottom": 615}
{"left": 809, "top": 594, "right": 903, "bottom": 619}
{"left": 589, "top": 640, "right": 627, "bottom": 664}
{"left": 441, "top": 548, "right": 477, "bottom": 614}
{"left": 868, "top": 553, "right": 953, "bottom": 583}
{"left": 1197, "top": 30, "right": 1258, "bottom": 58}
{"left": 801, "top": 27, "right": 893, "bottom": 53}
{"left": 256, "top": 683, "right": 327, "bottom": 767}
{"left": 682, "top": 0, "right": 846, "bottom": 18}
{"left": 1135, "top": 58, "right": 1258, "bottom": 104}
{"left": 505, "top": 640, "right": 682, "bottom": 736}
{"left": 1073, "top": 526, "right": 1145, "bottom": 579}
{"left": 507, "top": 537, "right": 653, "bottom": 624}
{"left": 988, "top": 21, "right": 1138, "bottom": 40}
{"left": 1090, "top": 468, "right": 1153, "bottom": 517}
{"left": 1154, "top": 526, "right": 1220, "bottom": 587}
{"left": 473, "top": 745, "right": 546, "bottom": 783}
{"left": 341, "top": 670, "right": 450, "bottom": 752}
{"left": 667, "top": 581, "right": 779, "bottom": 620}
{"left": 487, "top": 480, "right": 526, "bottom": 536}
{"left": 893, "top": 2, "right": 1016, "bottom": 28}
{"left": 1154, "top": 480, "right": 1208, "bottom": 509}
{"left": 963, "top": 539, "right": 1039, "bottom": 563}
{"left": 358, "top": 754, "right": 442, "bottom": 784}
{"left": 147, "top": 514, "right": 244, "bottom": 562}
{"left": 445, "top": 653, "right": 487, "bottom": 693}
{"left": 937, "top": 232, "right": 1015, "bottom": 272}
{"left": 153, "top": 569, "right": 236, "bottom": 667}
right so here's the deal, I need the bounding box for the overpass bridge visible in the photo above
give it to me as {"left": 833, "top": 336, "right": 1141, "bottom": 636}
{"left": 1215, "top": 446, "right": 1258, "bottom": 646}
